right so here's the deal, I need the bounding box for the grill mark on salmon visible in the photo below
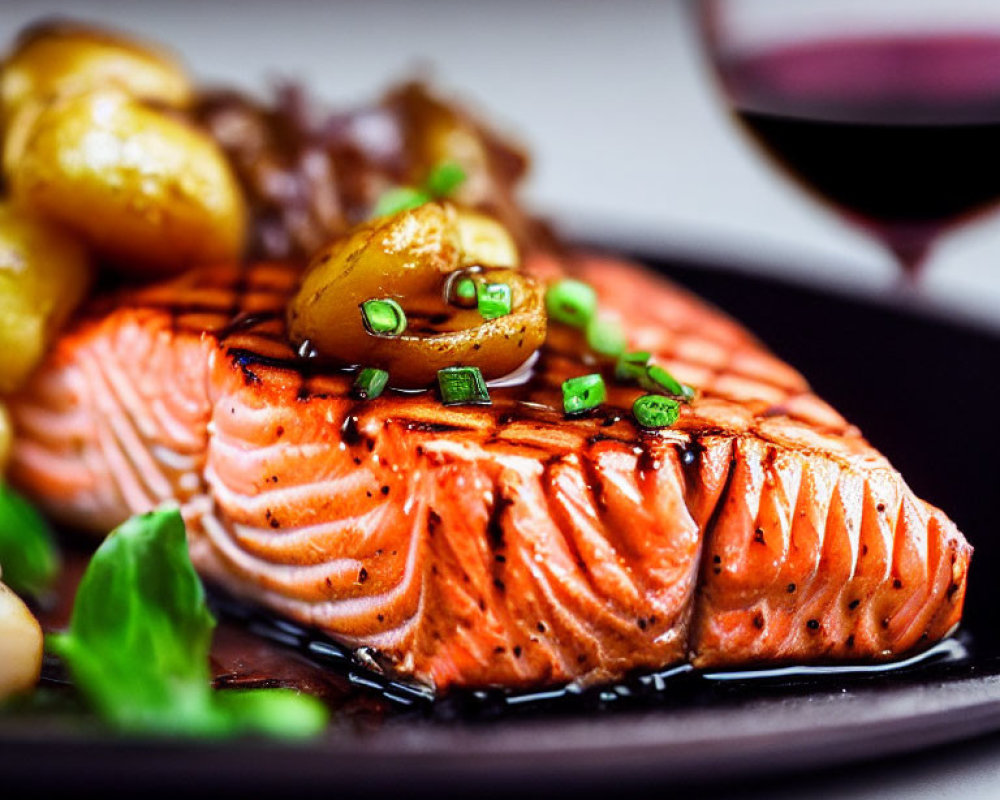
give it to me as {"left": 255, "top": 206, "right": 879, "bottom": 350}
{"left": 8, "top": 254, "right": 971, "bottom": 691}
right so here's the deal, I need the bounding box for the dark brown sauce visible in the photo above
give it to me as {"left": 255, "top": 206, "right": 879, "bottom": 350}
{"left": 206, "top": 587, "right": 972, "bottom": 721}
{"left": 214, "top": 311, "right": 284, "bottom": 339}
{"left": 37, "top": 545, "right": 973, "bottom": 725}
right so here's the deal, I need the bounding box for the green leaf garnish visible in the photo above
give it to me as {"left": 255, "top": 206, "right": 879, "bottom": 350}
{"left": 424, "top": 161, "right": 467, "bottom": 198}
{"left": 562, "top": 373, "right": 607, "bottom": 415}
{"left": 632, "top": 394, "right": 680, "bottom": 429}
{"left": 615, "top": 351, "right": 652, "bottom": 382}
{"left": 639, "top": 364, "right": 694, "bottom": 401}
{"left": 361, "top": 298, "right": 407, "bottom": 336}
{"left": 372, "top": 161, "right": 467, "bottom": 218}
{"left": 545, "top": 279, "right": 597, "bottom": 328}
{"left": 585, "top": 316, "right": 627, "bottom": 357}
{"left": 353, "top": 367, "right": 389, "bottom": 400}
{"left": 47, "top": 509, "right": 327, "bottom": 737}
{"left": 215, "top": 688, "right": 330, "bottom": 739}
{"left": 453, "top": 276, "right": 478, "bottom": 306}
{"left": 372, "top": 187, "right": 431, "bottom": 217}
{"left": 0, "top": 482, "right": 59, "bottom": 598}
{"left": 477, "top": 282, "right": 512, "bottom": 320}
{"left": 438, "top": 366, "right": 491, "bottom": 405}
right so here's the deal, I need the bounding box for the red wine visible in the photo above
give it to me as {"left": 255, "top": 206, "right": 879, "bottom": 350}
{"left": 720, "top": 35, "right": 1000, "bottom": 270}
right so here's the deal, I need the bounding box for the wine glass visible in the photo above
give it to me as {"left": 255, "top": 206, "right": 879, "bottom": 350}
{"left": 696, "top": 0, "right": 1000, "bottom": 282}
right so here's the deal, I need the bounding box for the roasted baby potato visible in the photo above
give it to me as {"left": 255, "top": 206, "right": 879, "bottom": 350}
{"left": 1, "top": 21, "right": 191, "bottom": 121}
{"left": 0, "top": 580, "right": 43, "bottom": 699}
{"left": 1, "top": 21, "right": 192, "bottom": 177}
{"left": 9, "top": 89, "right": 246, "bottom": 274}
{"left": 454, "top": 209, "right": 518, "bottom": 269}
{"left": 289, "top": 202, "right": 543, "bottom": 387}
{"left": 0, "top": 203, "right": 91, "bottom": 393}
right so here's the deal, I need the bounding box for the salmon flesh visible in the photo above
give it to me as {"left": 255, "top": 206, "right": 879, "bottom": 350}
{"left": 9, "top": 255, "right": 971, "bottom": 692}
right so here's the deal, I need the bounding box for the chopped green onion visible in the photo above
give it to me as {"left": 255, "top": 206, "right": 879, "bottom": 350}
{"left": 444, "top": 272, "right": 479, "bottom": 308}
{"left": 639, "top": 364, "right": 693, "bottom": 400}
{"left": 562, "top": 373, "right": 607, "bottom": 415}
{"left": 615, "top": 350, "right": 652, "bottom": 382}
{"left": 438, "top": 366, "right": 491, "bottom": 405}
{"left": 546, "top": 279, "right": 597, "bottom": 328}
{"left": 353, "top": 367, "right": 389, "bottom": 400}
{"left": 361, "top": 298, "right": 407, "bottom": 336}
{"left": 632, "top": 394, "right": 680, "bottom": 429}
{"left": 372, "top": 186, "right": 430, "bottom": 217}
{"left": 586, "top": 316, "right": 627, "bottom": 357}
{"left": 425, "top": 161, "right": 467, "bottom": 198}
{"left": 477, "top": 282, "right": 512, "bottom": 320}
{"left": 371, "top": 161, "right": 466, "bottom": 219}
{"left": 455, "top": 277, "right": 478, "bottom": 304}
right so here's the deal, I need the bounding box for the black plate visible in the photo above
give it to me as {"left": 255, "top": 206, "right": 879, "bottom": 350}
{"left": 3, "top": 248, "right": 999, "bottom": 797}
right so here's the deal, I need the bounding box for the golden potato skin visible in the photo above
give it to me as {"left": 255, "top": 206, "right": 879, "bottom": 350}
{"left": 289, "top": 202, "right": 544, "bottom": 387}
{"left": 10, "top": 89, "right": 246, "bottom": 274}
{"left": 454, "top": 210, "right": 518, "bottom": 269}
{"left": 0, "top": 581, "right": 43, "bottom": 699}
{"left": 0, "top": 203, "right": 91, "bottom": 394}
{"left": 289, "top": 203, "right": 459, "bottom": 375}
{"left": 1, "top": 21, "right": 191, "bottom": 120}
{"left": 1, "top": 22, "right": 192, "bottom": 180}
{"left": 357, "top": 269, "right": 545, "bottom": 387}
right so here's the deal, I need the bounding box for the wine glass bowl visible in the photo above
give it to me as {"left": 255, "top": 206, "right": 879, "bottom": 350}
{"left": 697, "top": 1, "right": 1000, "bottom": 280}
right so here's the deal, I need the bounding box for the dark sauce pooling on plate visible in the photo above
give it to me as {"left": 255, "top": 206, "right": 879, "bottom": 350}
{"left": 206, "top": 587, "right": 973, "bottom": 721}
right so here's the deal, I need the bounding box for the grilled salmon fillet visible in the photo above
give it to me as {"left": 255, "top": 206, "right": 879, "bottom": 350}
{"left": 8, "top": 254, "right": 970, "bottom": 691}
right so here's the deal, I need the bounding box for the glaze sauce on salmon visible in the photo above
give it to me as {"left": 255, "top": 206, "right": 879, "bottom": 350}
{"left": 8, "top": 254, "right": 971, "bottom": 692}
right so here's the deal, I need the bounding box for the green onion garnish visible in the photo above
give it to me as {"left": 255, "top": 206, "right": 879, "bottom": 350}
{"left": 425, "top": 161, "right": 467, "bottom": 198}
{"left": 562, "top": 373, "right": 607, "bottom": 415}
{"left": 615, "top": 350, "right": 652, "bottom": 382}
{"left": 477, "top": 282, "right": 512, "bottom": 320}
{"left": 546, "top": 279, "right": 597, "bottom": 328}
{"left": 586, "top": 316, "right": 627, "bottom": 357}
{"left": 445, "top": 273, "right": 479, "bottom": 308}
{"left": 639, "top": 364, "right": 693, "bottom": 400}
{"left": 361, "top": 298, "right": 407, "bottom": 336}
{"left": 456, "top": 277, "right": 478, "bottom": 303}
{"left": 371, "top": 161, "right": 466, "bottom": 219}
{"left": 438, "top": 366, "right": 491, "bottom": 405}
{"left": 632, "top": 394, "right": 680, "bottom": 429}
{"left": 371, "top": 186, "right": 430, "bottom": 217}
{"left": 353, "top": 367, "right": 389, "bottom": 400}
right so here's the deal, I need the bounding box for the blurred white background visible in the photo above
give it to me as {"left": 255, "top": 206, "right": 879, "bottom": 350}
{"left": 4, "top": 0, "right": 1000, "bottom": 324}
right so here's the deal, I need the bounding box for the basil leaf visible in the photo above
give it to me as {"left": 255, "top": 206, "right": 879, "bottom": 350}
{"left": 0, "top": 483, "right": 59, "bottom": 598}
{"left": 48, "top": 509, "right": 327, "bottom": 737}
{"left": 217, "top": 688, "right": 330, "bottom": 739}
